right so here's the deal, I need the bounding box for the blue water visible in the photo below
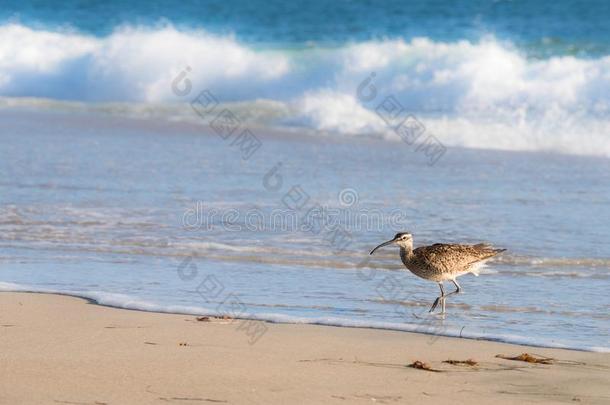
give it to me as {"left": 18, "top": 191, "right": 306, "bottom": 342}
{"left": 0, "top": 1, "right": 609, "bottom": 350}
{"left": 3, "top": 0, "right": 610, "bottom": 56}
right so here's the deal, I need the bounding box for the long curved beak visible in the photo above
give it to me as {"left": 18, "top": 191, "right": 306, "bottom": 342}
{"left": 369, "top": 238, "right": 397, "bottom": 255}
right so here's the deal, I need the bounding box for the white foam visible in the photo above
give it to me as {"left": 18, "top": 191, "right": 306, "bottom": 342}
{"left": 2, "top": 24, "right": 610, "bottom": 156}
{"left": 0, "top": 23, "right": 289, "bottom": 102}
{"left": 292, "top": 37, "right": 610, "bottom": 156}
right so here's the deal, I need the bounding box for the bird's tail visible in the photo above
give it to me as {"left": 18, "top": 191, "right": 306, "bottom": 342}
{"left": 474, "top": 244, "right": 507, "bottom": 256}
{"left": 470, "top": 247, "right": 506, "bottom": 276}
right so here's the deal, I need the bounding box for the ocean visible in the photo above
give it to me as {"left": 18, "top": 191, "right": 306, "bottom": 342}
{"left": 0, "top": 0, "right": 609, "bottom": 351}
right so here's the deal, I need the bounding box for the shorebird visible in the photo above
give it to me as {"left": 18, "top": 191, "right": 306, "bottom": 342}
{"left": 369, "top": 232, "right": 505, "bottom": 314}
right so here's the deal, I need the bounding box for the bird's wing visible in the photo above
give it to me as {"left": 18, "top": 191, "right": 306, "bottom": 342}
{"left": 413, "top": 243, "right": 505, "bottom": 273}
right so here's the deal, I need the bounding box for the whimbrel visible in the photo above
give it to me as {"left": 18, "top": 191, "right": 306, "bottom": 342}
{"left": 370, "top": 232, "right": 505, "bottom": 314}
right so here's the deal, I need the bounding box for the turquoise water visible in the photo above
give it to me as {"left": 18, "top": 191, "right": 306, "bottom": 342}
{"left": 0, "top": 1, "right": 609, "bottom": 350}
{"left": 3, "top": 0, "right": 610, "bottom": 56}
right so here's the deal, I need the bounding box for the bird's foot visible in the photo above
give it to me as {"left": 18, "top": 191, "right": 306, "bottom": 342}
{"left": 429, "top": 297, "right": 442, "bottom": 313}
{"left": 430, "top": 296, "right": 451, "bottom": 315}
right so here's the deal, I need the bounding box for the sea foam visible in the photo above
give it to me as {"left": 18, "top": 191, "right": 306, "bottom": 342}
{"left": 2, "top": 23, "right": 610, "bottom": 156}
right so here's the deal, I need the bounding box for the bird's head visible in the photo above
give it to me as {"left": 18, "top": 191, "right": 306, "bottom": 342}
{"left": 369, "top": 232, "right": 413, "bottom": 255}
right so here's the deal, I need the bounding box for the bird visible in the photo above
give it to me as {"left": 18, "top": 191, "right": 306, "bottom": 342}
{"left": 369, "top": 232, "right": 505, "bottom": 314}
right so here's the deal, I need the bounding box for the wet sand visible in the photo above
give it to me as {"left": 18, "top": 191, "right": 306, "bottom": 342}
{"left": 1, "top": 292, "right": 609, "bottom": 404}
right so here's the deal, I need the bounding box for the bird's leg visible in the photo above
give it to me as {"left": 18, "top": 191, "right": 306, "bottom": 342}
{"left": 431, "top": 281, "right": 462, "bottom": 314}
{"left": 451, "top": 279, "right": 461, "bottom": 294}
{"left": 429, "top": 282, "right": 445, "bottom": 313}
{"left": 438, "top": 280, "right": 462, "bottom": 314}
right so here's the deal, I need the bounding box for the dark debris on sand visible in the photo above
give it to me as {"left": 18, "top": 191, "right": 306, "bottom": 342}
{"left": 443, "top": 359, "right": 478, "bottom": 366}
{"left": 407, "top": 360, "right": 443, "bottom": 372}
{"left": 495, "top": 353, "right": 554, "bottom": 364}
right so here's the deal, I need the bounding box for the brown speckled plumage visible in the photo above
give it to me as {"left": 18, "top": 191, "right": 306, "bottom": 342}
{"left": 401, "top": 242, "right": 505, "bottom": 282}
{"left": 370, "top": 232, "right": 505, "bottom": 313}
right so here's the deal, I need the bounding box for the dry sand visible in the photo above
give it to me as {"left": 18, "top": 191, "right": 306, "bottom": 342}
{"left": 1, "top": 292, "right": 608, "bottom": 404}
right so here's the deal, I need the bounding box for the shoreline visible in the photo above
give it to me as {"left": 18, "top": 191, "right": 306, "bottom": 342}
{"left": 1, "top": 292, "right": 609, "bottom": 404}
{"left": 3, "top": 104, "right": 610, "bottom": 162}
{"left": 2, "top": 287, "right": 607, "bottom": 353}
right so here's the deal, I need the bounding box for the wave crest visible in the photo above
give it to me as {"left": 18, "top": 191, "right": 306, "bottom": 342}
{"left": 2, "top": 24, "right": 610, "bottom": 156}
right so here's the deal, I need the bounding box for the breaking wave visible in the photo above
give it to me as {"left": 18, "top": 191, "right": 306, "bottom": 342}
{"left": 2, "top": 23, "right": 610, "bottom": 156}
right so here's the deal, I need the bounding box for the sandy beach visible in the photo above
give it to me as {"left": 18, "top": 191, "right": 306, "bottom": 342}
{"left": 1, "top": 292, "right": 608, "bottom": 404}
